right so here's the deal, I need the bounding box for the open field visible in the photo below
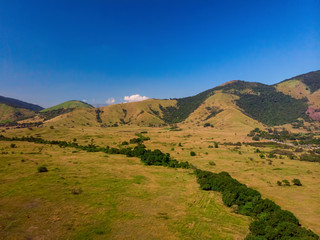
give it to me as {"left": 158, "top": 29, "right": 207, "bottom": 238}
{"left": 1, "top": 123, "right": 320, "bottom": 238}
{"left": 0, "top": 139, "right": 250, "bottom": 240}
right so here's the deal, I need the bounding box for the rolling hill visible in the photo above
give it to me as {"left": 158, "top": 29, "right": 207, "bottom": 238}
{"left": 3, "top": 70, "right": 320, "bottom": 130}
{"left": 49, "top": 70, "right": 317, "bottom": 129}
{"left": 39, "top": 100, "right": 94, "bottom": 120}
{"left": 0, "top": 96, "right": 43, "bottom": 124}
{"left": 0, "top": 96, "right": 43, "bottom": 112}
{"left": 40, "top": 100, "right": 93, "bottom": 112}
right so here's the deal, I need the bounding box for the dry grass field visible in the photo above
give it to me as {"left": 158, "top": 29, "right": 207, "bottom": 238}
{"left": 1, "top": 122, "right": 320, "bottom": 239}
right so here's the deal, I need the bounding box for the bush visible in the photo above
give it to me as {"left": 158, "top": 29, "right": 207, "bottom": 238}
{"left": 252, "top": 136, "right": 260, "bottom": 141}
{"left": 37, "top": 166, "right": 48, "bottom": 173}
{"left": 282, "top": 179, "right": 290, "bottom": 186}
{"left": 292, "top": 178, "right": 302, "bottom": 186}
{"left": 190, "top": 151, "right": 196, "bottom": 156}
{"left": 10, "top": 143, "right": 16, "bottom": 148}
{"left": 121, "top": 141, "right": 129, "bottom": 145}
{"left": 209, "top": 161, "right": 216, "bottom": 166}
{"left": 71, "top": 187, "right": 83, "bottom": 195}
{"left": 277, "top": 181, "right": 282, "bottom": 186}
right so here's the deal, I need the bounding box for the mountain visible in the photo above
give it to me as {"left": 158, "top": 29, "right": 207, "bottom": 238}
{"left": 3, "top": 70, "right": 319, "bottom": 129}
{"left": 47, "top": 70, "right": 320, "bottom": 130}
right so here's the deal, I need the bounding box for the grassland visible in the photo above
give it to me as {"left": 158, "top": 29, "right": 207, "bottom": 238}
{"left": 0, "top": 140, "right": 250, "bottom": 240}
{"left": 1, "top": 123, "right": 320, "bottom": 239}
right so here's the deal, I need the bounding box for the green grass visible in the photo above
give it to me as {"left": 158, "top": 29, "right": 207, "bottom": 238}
{"left": 40, "top": 100, "right": 93, "bottom": 112}
{"left": 0, "top": 141, "right": 250, "bottom": 239}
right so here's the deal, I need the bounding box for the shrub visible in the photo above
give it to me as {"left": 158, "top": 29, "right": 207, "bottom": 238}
{"left": 214, "top": 142, "right": 219, "bottom": 148}
{"left": 37, "top": 166, "right": 48, "bottom": 173}
{"left": 209, "top": 161, "right": 216, "bottom": 166}
{"left": 71, "top": 187, "right": 83, "bottom": 195}
{"left": 282, "top": 179, "right": 290, "bottom": 186}
{"left": 190, "top": 151, "right": 196, "bottom": 156}
{"left": 277, "top": 181, "right": 282, "bottom": 186}
{"left": 292, "top": 178, "right": 302, "bottom": 186}
{"left": 252, "top": 136, "right": 260, "bottom": 141}
{"left": 10, "top": 143, "right": 16, "bottom": 148}
{"left": 121, "top": 141, "right": 129, "bottom": 145}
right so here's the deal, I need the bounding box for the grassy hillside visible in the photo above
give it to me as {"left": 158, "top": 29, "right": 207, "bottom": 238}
{"left": 0, "top": 104, "right": 36, "bottom": 124}
{"left": 39, "top": 101, "right": 94, "bottom": 121}
{"left": 0, "top": 96, "right": 43, "bottom": 112}
{"left": 215, "top": 81, "right": 309, "bottom": 126}
{"left": 41, "top": 100, "right": 93, "bottom": 112}
{"left": 279, "top": 70, "right": 320, "bottom": 93}
{"left": 184, "top": 91, "right": 264, "bottom": 132}
{"left": 276, "top": 70, "right": 320, "bottom": 121}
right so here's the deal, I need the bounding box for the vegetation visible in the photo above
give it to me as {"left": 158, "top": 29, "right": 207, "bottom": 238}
{"left": 37, "top": 166, "right": 48, "bottom": 173}
{"left": 160, "top": 87, "right": 217, "bottom": 123}
{"left": 40, "top": 100, "right": 93, "bottom": 112}
{"left": 39, "top": 108, "right": 74, "bottom": 120}
{"left": 190, "top": 151, "right": 196, "bottom": 156}
{"left": 292, "top": 179, "right": 302, "bottom": 186}
{"left": 282, "top": 70, "right": 320, "bottom": 93}
{"left": 220, "top": 82, "right": 310, "bottom": 126}
{"left": 194, "top": 169, "right": 318, "bottom": 240}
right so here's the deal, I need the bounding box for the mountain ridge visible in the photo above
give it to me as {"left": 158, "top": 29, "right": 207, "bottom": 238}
{"left": 2, "top": 70, "right": 319, "bottom": 128}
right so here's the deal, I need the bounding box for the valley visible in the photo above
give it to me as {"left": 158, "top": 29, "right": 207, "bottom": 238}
{"left": 1, "top": 70, "right": 320, "bottom": 239}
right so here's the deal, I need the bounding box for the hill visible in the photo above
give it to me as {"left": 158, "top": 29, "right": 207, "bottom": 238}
{"left": 0, "top": 95, "right": 43, "bottom": 112}
{"left": 41, "top": 100, "right": 93, "bottom": 112}
{"left": 39, "top": 100, "right": 94, "bottom": 121}
{"left": 275, "top": 70, "right": 320, "bottom": 121}
{"left": 7, "top": 70, "right": 316, "bottom": 130}
{"left": 0, "top": 104, "right": 36, "bottom": 124}
{"left": 0, "top": 96, "right": 43, "bottom": 124}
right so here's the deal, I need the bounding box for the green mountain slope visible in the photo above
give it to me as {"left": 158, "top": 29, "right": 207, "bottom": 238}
{"left": 40, "top": 100, "right": 94, "bottom": 121}
{"left": 279, "top": 70, "right": 320, "bottom": 93}
{"left": 0, "top": 96, "right": 43, "bottom": 112}
{"left": 0, "top": 104, "right": 35, "bottom": 124}
{"left": 41, "top": 100, "right": 93, "bottom": 112}
{"left": 215, "top": 81, "right": 308, "bottom": 126}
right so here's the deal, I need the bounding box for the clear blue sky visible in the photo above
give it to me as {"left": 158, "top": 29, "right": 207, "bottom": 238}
{"left": 1, "top": 0, "right": 319, "bottom": 107}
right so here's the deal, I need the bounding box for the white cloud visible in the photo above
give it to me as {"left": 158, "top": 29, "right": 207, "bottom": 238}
{"left": 124, "top": 94, "right": 149, "bottom": 102}
{"left": 82, "top": 99, "right": 87, "bottom": 103}
{"left": 105, "top": 97, "right": 116, "bottom": 104}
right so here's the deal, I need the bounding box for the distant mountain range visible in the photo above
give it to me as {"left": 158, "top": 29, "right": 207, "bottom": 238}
{"left": 1, "top": 70, "right": 319, "bottom": 130}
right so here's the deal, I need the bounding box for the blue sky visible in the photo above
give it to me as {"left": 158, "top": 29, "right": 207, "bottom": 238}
{"left": 1, "top": 0, "right": 319, "bottom": 107}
